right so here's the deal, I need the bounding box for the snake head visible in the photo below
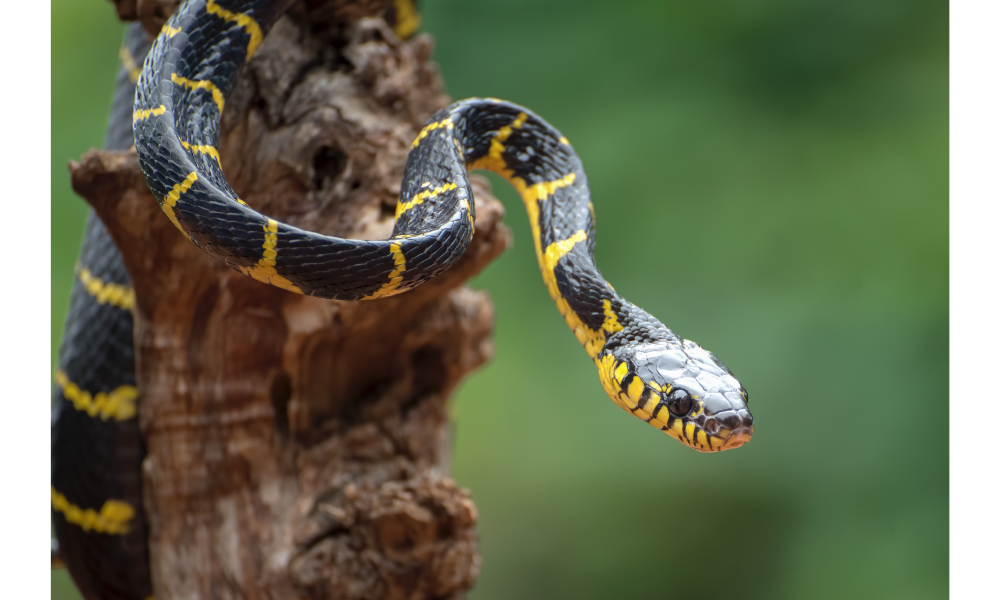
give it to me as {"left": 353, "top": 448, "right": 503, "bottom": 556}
{"left": 597, "top": 339, "right": 752, "bottom": 452}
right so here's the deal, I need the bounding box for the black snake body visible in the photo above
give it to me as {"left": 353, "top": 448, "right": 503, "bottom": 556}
{"left": 51, "top": 23, "right": 153, "bottom": 600}
{"left": 53, "top": 2, "right": 753, "bottom": 597}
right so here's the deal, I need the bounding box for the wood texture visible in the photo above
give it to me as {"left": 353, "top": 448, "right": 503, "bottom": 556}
{"left": 70, "top": 2, "right": 510, "bottom": 597}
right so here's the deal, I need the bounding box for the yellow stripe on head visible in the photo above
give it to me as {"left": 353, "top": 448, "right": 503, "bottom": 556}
{"left": 613, "top": 361, "right": 628, "bottom": 384}
{"left": 54, "top": 370, "right": 138, "bottom": 421}
{"left": 51, "top": 487, "right": 134, "bottom": 535}
{"left": 205, "top": 0, "right": 263, "bottom": 60}
{"left": 171, "top": 73, "right": 225, "bottom": 113}
{"left": 598, "top": 353, "right": 643, "bottom": 413}
{"left": 597, "top": 353, "right": 620, "bottom": 406}
{"left": 626, "top": 375, "right": 645, "bottom": 405}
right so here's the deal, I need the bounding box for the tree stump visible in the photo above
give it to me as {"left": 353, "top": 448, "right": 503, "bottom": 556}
{"left": 69, "top": 1, "right": 510, "bottom": 597}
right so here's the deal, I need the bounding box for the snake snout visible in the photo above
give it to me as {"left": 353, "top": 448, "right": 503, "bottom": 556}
{"left": 705, "top": 407, "right": 753, "bottom": 451}
{"left": 720, "top": 409, "right": 753, "bottom": 450}
{"left": 724, "top": 409, "right": 753, "bottom": 429}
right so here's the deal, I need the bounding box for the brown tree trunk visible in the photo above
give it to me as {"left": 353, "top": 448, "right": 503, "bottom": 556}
{"left": 70, "top": 2, "right": 510, "bottom": 597}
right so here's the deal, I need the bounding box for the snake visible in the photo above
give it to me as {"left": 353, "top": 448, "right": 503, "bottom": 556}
{"left": 53, "top": 1, "right": 753, "bottom": 598}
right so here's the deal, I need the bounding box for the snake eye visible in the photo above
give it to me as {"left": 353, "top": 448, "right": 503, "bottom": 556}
{"left": 740, "top": 385, "right": 749, "bottom": 405}
{"left": 666, "top": 388, "right": 692, "bottom": 417}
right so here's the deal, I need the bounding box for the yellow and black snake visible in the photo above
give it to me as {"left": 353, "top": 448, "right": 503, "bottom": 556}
{"left": 53, "top": 1, "right": 753, "bottom": 598}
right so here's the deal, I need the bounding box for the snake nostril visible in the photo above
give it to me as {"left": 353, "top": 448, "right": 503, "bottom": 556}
{"left": 721, "top": 413, "right": 741, "bottom": 430}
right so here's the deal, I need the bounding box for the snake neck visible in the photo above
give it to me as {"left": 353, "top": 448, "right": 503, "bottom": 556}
{"left": 426, "top": 99, "right": 676, "bottom": 361}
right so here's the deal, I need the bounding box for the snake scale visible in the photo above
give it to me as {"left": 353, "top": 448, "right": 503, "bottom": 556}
{"left": 52, "top": 2, "right": 753, "bottom": 598}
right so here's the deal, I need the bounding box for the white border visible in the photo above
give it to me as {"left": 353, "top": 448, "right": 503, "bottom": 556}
{"left": 950, "top": 1, "right": 999, "bottom": 598}
{"left": 0, "top": 2, "right": 52, "bottom": 598}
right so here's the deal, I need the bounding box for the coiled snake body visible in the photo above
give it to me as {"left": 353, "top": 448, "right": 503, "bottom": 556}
{"left": 53, "top": 1, "right": 753, "bottom": 597}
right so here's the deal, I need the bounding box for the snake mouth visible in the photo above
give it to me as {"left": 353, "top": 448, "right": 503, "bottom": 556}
{"left": 679, "top": 424, "right": 753, "bottom": 452}
{"left": 716, "top": 426, "right": 753, "bottom": 451}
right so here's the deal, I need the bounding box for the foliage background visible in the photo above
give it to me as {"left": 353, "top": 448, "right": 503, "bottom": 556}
{"left": 51, "top": 0, "right": 947, "bottom": 598}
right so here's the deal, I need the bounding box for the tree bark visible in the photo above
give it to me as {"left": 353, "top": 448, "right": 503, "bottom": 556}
{"left": 70, "top": 2, "right": 510, "bottom": 597}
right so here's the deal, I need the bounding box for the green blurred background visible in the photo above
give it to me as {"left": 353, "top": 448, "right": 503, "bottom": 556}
{"left": 52, "top": 0, "right": 947, "bottom": 598}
